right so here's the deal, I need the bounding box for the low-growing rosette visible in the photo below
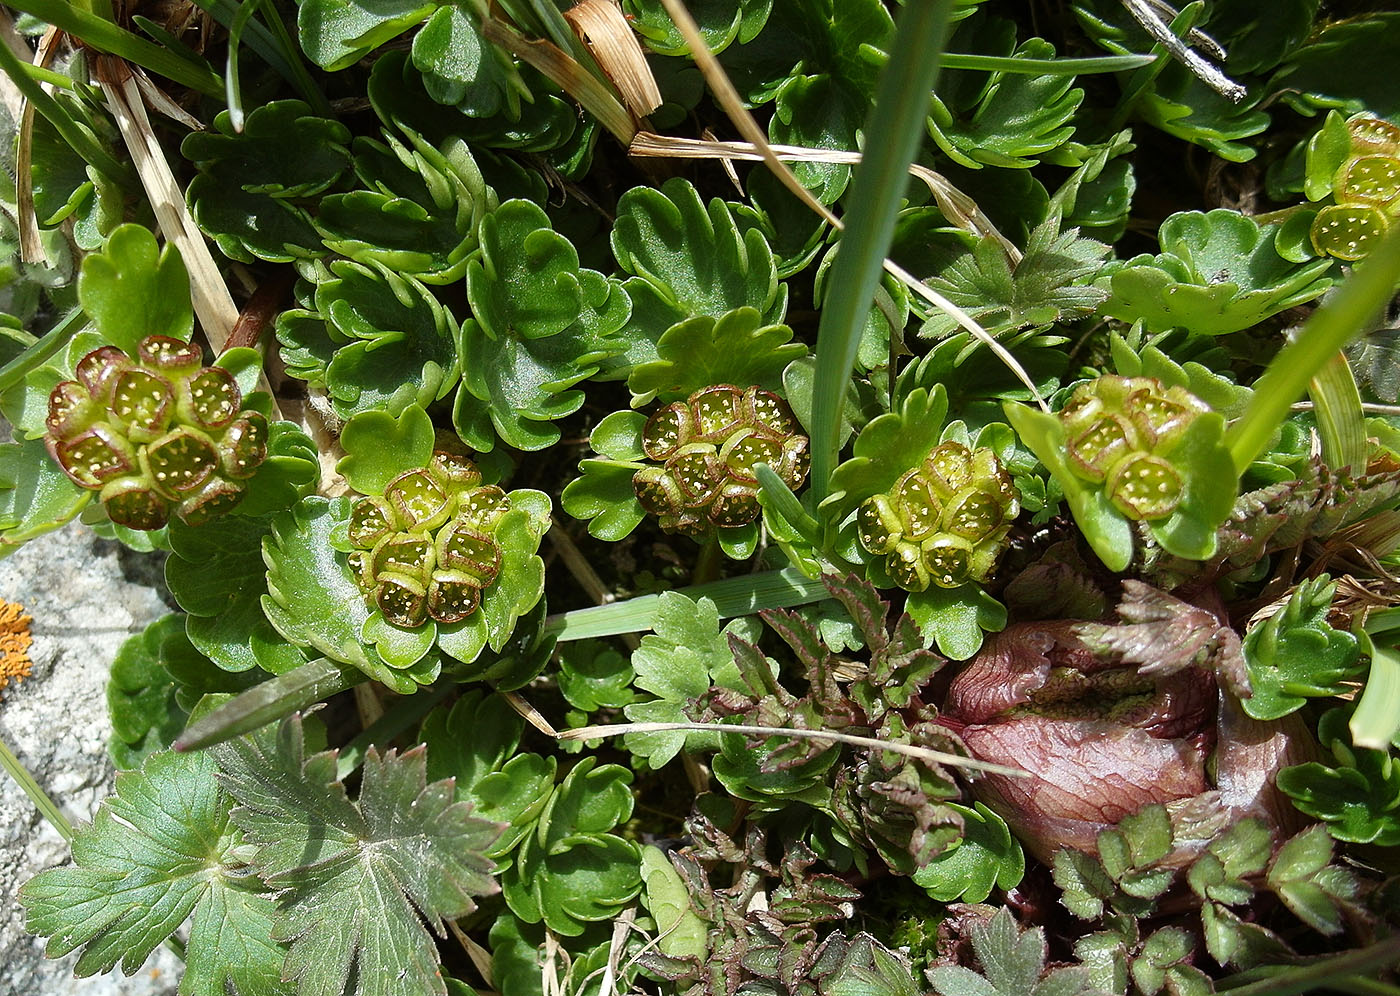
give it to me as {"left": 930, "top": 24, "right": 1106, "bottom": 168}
{"left": 855, "top": 441, "right": 1018, "bottom": 593}
{"left": 44, "top": 335, "right": 268, "bottom": 530}
{"left": 632, "top": 384, "right": 809, "bottom": 536}
{"left": 346, "top": 450, "right": 511, "bottom": 628}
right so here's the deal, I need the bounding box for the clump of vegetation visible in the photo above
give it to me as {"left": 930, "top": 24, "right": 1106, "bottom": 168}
{"left": 2, "top": 0, "right": 1400, "bottom": 994}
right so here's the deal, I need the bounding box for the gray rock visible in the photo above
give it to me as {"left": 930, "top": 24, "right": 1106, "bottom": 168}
{"left": 0, "top": 521, "right": 183, "bottom": 996}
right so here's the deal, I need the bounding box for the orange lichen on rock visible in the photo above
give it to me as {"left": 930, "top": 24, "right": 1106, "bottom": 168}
{"left": 0, "top": 600, "right": 34, "bottom": 693}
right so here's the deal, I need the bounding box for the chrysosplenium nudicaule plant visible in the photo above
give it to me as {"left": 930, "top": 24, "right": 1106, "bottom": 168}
{"left": 856, "top": 441, "right": 1019, "bottom": 591}
{"left": 347, "top": 451, "right": 509, "bottom": 627}
{"left": 633, "top": 385, "right": 809, "bottom": 534}
{"left": 1057, "top": 374, "right": 1206, "bottom": 522}
{"left": 1312, "top": 115, "right": 1400, "bottom": 260}
{"left": 44, "top": 335, "right": 268, "bottom": 530}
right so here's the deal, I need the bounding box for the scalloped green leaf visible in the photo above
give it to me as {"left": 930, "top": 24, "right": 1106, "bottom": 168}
{"left": 560, "top": 460, "right": 647, "bottom": 541}
{"left": 627, "top": 306, "right": 805, "bottom": 406}
{"left": 314, "top": 262, "right": 460, "bottom": 418}
{"left": 181, "top": 101, "right": 352, "bottom": 198}
{"left": 928, "top": 29, "right": 1084, "bottom": 169}
{"left": 913, "top": 802, "right": 1024, "bottom": 903}
{"left": 624, "top": 0, "right": 771, "bottom": 56}
{"left": 18, "top": 749, "right": 289, "bottom": 994}
{"left": 609, "top": 178, "right": 786, "bottom": 373}
{"left": 296, "top": 0, "right": 437, "bottom": 71}
{"left": 411, "top": 4, "right": 521, "bottom": 114}
{"left": 1103, "top": 210, "right": 1334, "bottom": 335}
{"left": 233, "top": 422, "right": 322, "bottom": 520}
{"left": 1278, "top": 707, "right": 1400, "bottom": 846}
{"left": 167, "top": 515, "right": 306, "bottom": 675}
{"left": 456, "top": 199, "right": 628, "bottom": 451}
{"left": 823, "top": 385, "right": 949, "bottom": 524}
{"left": 188, "top": 177, "right": 326, "bottom": 265}
{"left": 1242, "top": 576, "right": 1362, "bottom": 720}
{"left": 77, "top": 224, "right": 192, "bottom": 351}
{"left": 106, "top": 615, "right": 194, "bottom": 769}
{"left": 419, "top": 690, "right": 524, "bottom": 797}
{"left": 260, "top": 496, "right": 420, "bottom": 693}
{"left": 904, "top": 583, "right": 1006, "bottom": 660}
{"left": 335, "top": 404, "right": 435, "bottom": 496}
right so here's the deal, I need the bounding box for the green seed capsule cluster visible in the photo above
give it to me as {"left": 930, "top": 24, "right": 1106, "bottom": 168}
{"left": 633, "top": 385, "right": 809, "bottom": 536}
{"left": 1059, "top": 375, "right": 1209, "bottom": 522}
{"left": 1311, "top": 115, "right": 1400, "bottom": 261}
{"left": 347, "top": 452, "right": 509, "bottom": 628}
{"left": 857, "top": 441, "right": 1018, "bottom": 592}
{"left": 45, "top": 335, "right": 268, "bottom": 530}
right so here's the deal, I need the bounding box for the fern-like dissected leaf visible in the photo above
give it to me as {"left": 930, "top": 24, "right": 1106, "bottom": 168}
{"left": 928, "top": 907, "right": 1098, "bottom": 996}
{"left": 214, "top": 713, "right": 500, "bottom": 996}
{"left": 19, "top": 749, "right": 290, "bottom": 995}
{"left": 455, "top": 199, "right": 628, "bottom": 451}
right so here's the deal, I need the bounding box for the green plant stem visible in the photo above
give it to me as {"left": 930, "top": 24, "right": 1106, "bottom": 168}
{"left": 2, "top": 0, "right": 223, "bottom": 97}
{"left": 810, "top": 0, "right": 951, "bottom": 502}
{"left": 0, "top": 39, "right": 134, "bottom": 190}
{"left": 0, "top": 733, "right": 73, "bottom": 842}
{"left": 691, "top": 536, "right": 723, "bottom": 586}
{"left": 1227, "top": 227, "right": 1400, "bottom": 474}
{"left": 940, "top": 52, "right": 1155, "bottom": 74}
{"left": 1326, "top": 978, "right": 1400, "bottom": 996}
{"left": 1217, "top": 936, "right": 1400, "bottom": 996}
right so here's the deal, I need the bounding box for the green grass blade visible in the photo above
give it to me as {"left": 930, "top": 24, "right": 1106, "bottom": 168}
{"left": 5, "top": 0, "right": 223, "bottom": 97}
{"left": 1351, "top": 641, "right": 1400, "bottom": 750}
{"left": 0, "top": 308, "right": 87, "bottom": 396}
{"left": 0, "top": 733, "right": 73, "bottom": 841}
{"left": 940, "top": 52, "right": 1155, "bottom": 74}
{"left": 1227, "top": 228, "right": 1400, "bottom": 474}
{"left": 544, "top": 568, "right": 829, "bottom": 641}
{"left": 756, "top": 463, "right": 821, "bottom": 544}
{"left": 809, "top": 0, "right": 952, "bottom": 502}
{"left": 1308, "top": 352, "right": 1367, "bottom": 473}
{"left": 173, "top": 657, "right": 363, "bottom": 752}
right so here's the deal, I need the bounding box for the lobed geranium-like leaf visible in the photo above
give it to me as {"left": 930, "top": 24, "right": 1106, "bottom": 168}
{"left": 928, "top": 25, "right": 1084, "bottom": 169}
{"left": 824, "top": 385, "right": 949, "bottom": 524}
{"left": 608, "top": 178, "right": 786, "bottom": 374}
{"left": 19, "top": 749, "right": 289, "bottom": 995}
{"left": 77, "top": 224, "right": 192, "bottom": 352}
{"left": 213, "top": 713, "right": 501, "bottom": 996}
{"left": 106, "top": 614, "right": 194, "bottom": 769}
{"left": 623, "top": 592, "right": 756, "bottom": 767}
{"left": 296, "top": 0, "right": 436, "bottom": 71}
{"left": 912, "top": 802, "right": 1024, "bottom": 903}
{"left": 0, "top": 434, "right": 92, "bottom": 557}
{"left": 166, "top": 514, "right": 306, "bottom": 675}
{"left": 1278, "top": 706, "right": 1400, "bottom": 847}
{"left": 1241, "top": 576, "right": 1361, "bottom": 720}
{"left": 627, "top": 306, "right": 805, "bottom": 406}
{"left": 335, "top": 404, "right": 436, "bottom": 496}
{"left": 455, "top": 199, "right": 628, "bottom": 451}
{"left": 261, "top": 496, "right": 431, "bottom": 693}
{"left": 1102, "top": 210, "right": 1334, "bottom": 335}
{"left": 181, "top": 101, "right": 351, "bottom": 199}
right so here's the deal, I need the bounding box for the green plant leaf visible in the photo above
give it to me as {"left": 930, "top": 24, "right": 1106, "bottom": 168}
{"left": 0, "top": 434, "right": 92, "bottom": 557}
{"left": 335, "top": 404, "right": 436, "bottom": 496}
{"left": 187, "top": 177, "right": 327, "bottom": 265}
{"left": 233, "top": 421, "right": 322, "bottom": 519}
{"left": 455, "top": 199, "right": 628, "bottom": 450}
{"left": 1102, "top": 210, "right": 1334, "bottom": 335}
{"left": 419, "top": 690, "right": 524, "bottom": 796}
{"left": 623, "top": 592, "right": 757, "bottom": 766}
{"left": 1265, "top": 824, "right": 1362, "bottom": 936}
{"left": 106, "top": 615, "right": 194, "bottom": 769}
{"left": 296, "top": 0, "right": 437, "bottom": 71}
{"left": 928, "top": 907, "right": 1096, "bottom": 996}
{"left": 913, "top": 802, "right": 1024, "bottom": 903}
{"left": 19, "top": 748, "right": 289, "bottom": 994}
{"left": 627, "top": 307, "right": 806, "bottom": 407}
{"left": 309, "top": 262, "right": 461, "bottom": 419}
{"left": 77, "top": 223, "right": 192, "bottom": 351}
{"left": 261, "top": 496, "right": 424, "bottom": 692}
{"left": 639, "top": 845, "right": 708, "bottom": 961}
{"left": 1278, "top": 706, "right": 1400, "bottom": 846}
{"left": 624, "top": 0, "right": 772, "bottom": 56}
{"left": 213, "top": 713, "right": 501, "bottom": 996}
{"left": 904, "top": 583, "right": 1006, "bottom": 660}
{"left": 824, "top": 385, "right": 949, "bottom": 524}
{"left": 1241, "top": 575, "right": 1361, "bottom": 720}
{"left": 181, "top": 100, "right": 352, "bottom": 198}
